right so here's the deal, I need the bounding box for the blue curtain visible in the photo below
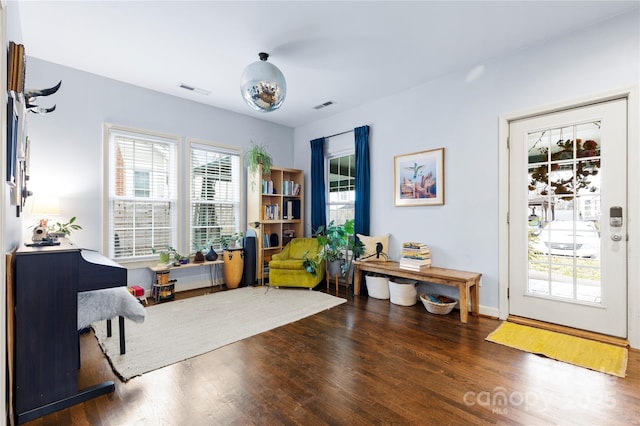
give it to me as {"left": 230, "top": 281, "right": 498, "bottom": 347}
{"left": 354, "top": 125, "right": 370, "bottom": 236}
{"left": 310, "top": 137, "right": 326, "bottom": 233}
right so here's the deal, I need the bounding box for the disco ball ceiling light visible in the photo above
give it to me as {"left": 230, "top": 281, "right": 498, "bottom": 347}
{"left": 240, "top": 52, "right": 286, "bottom": 112}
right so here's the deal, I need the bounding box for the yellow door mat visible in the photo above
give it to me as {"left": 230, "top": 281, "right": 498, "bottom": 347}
{"left": 486, "top": 321, "right": 628, "bottom": 378}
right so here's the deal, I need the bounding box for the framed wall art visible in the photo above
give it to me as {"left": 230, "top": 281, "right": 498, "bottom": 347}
{"left": 6, "top": 95, "right": 18, "bottom": 185}
{"left": 394, "top": 147, "right": 444, "bottom": 206}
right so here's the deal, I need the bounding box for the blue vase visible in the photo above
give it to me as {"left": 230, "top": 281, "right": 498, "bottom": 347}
{"left": 205, "top": 246, "right": 218, "bottom": 261}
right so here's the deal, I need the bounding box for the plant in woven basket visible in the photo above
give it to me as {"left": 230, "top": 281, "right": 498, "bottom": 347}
{"left": 245, "top": 141, "right": 273, "bottom": 175}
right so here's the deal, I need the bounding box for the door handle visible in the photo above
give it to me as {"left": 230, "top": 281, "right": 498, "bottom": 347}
{"left": 611, "top": 233, "right": 623, "bottom": 242}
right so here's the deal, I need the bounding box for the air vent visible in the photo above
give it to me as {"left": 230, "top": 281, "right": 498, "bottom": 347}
{"left": 178, "top": 83, "right": 211, "bottom": 96}
{"left": 313, "top": 101, "right": 335, "bottom": 110}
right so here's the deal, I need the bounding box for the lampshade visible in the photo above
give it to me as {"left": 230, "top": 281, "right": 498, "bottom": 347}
{"left": 31, "top": 195, "right": 61, "bottom": 216}
{"left": 240, "top": 52, "right": 286, "bottom": 112}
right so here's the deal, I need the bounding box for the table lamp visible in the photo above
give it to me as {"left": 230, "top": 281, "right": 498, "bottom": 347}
{"left": 30, "top": 195, "right": 60, "bottom": 242}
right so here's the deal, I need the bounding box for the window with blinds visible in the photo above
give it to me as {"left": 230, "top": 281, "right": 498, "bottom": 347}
{"left": 106, "top": 125, "right": 178, "bottom": 260}
{"left": 327, "top": 153, "right": 355, "bottom": 225}
{"left": 190, "top": 142, "right": 241, "bottom": 251}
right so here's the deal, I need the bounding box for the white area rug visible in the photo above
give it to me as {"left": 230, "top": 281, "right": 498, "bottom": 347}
{"left": 93, "top": 287, "right": 346, "bottom": 381}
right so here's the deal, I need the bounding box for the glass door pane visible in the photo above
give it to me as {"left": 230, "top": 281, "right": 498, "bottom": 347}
{"left": 527, "top": 121, "right": 602, "bottom": 305}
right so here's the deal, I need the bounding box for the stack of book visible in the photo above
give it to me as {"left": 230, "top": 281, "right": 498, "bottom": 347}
{"left": 399, "top": 242, "right": 431, "bottom": 270}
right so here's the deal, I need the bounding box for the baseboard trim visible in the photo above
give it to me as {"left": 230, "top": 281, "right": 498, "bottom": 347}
{"left": 479, "top": 305, "right": 500, "bottom": 319}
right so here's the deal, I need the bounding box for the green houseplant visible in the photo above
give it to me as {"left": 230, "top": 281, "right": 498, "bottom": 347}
{"left": 219, "top": 235, "right": 230, "bottom": 250}
{"left": 219, "top": 232, "right": 243, "bottom": 250}
{"left": 48, "top": 216, "right": 82, "bottom": 238}
{"left": 316, "top": 219, "right": 356, "bottom": 276}
{"left": 302, "top": 250, "right": 323, "bottom": 277}
{"left": 151, "top": 247, "right": 171, "bottom": 264}
{"left": 245, "top": 141, "right": 273, "bottom": 176}
{"left": 152, "top": 246, "right": 187, "bottom": 264}
{"left": 167, "top": 246, "right": 188, "bottom": 264}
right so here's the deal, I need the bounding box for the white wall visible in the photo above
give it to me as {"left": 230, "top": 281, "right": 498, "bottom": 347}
{"left": 293, "top": 11, "right": 640, "bottom": 313}
{"left": 3, "top": 3, "right": 25, "bottom": 422}
{"left": 24, "top": 58, "right": 294, "bottom": 289}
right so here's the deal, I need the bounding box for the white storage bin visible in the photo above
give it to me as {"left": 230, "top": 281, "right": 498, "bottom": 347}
{"left": 365, "top": 275, "right": 390, "bottom": 300}
{"left": 388, "top": 278, "right": 418, "bottom": 306}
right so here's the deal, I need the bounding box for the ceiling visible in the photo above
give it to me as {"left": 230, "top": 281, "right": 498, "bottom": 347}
{"left": 15, "top": 1, "right": 639, "bottom": 129}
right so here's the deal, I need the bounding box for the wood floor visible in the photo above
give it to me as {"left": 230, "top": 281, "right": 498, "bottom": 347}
{"left": 23, "top": 286, "right": 640, "bottom": 425}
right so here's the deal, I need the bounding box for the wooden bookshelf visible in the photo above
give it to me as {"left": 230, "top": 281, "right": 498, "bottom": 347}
{"left": 247, "top": 165, "right": 304, "bottom": 282}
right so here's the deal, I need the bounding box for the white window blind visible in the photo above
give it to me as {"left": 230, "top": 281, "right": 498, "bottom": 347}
{"left": 327, "top": 153, "right": 355, "bottom": 225}
{"left": 107, "top": 126, "right": 178, "bottom": 259}
{"left": 190, "top": 142, "right": 241, "bottom": 250}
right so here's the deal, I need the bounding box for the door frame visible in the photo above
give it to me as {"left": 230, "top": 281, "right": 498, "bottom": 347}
{"left": 498, "top": 86, "right": 640, "bottom": 348}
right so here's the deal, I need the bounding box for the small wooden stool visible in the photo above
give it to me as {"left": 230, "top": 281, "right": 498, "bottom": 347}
{"left": 326, "top": 268, "right": 340, "bottom": 295}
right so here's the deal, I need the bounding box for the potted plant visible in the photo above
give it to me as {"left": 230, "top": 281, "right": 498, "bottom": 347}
{"left": 245, "top": 141, "right": 273, "bottom": 176}
{"left": 219, "top": 235, "right": 230, "bottom": 251}
{"left": 152, "top": 247, "right": 171, "bottom": 264}
{"left": 233, "top": 232, "right": 244, "bottom": 248}
{"left": 316, "top": 219, "right": 355, "bottom": 276}
{"left": 48, "top": 216, "right": 82, "bottom": 238}
{"left": 166, "top": 246, "right": 189, "bottom": 265}
{"left": 302, "top": 250, "right": 323, "bottom": 277}
{"left": 192, "top": 242, "right": 205, "bottom": 263}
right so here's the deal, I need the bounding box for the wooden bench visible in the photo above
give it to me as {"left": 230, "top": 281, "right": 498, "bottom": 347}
{"left": 353, "top": 261, "right": 481, "bottom": 323}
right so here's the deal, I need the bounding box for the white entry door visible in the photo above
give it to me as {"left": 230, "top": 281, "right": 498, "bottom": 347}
{"left": 509, "top": 98, "right": 628, "bottom": 337}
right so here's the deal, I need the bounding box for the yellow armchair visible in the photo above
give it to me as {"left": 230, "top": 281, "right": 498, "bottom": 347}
{"left": 269, "top": 238, "right": 326, "bottom": 288}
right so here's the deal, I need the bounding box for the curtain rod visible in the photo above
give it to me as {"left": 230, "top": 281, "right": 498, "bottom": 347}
{"left": 324, "top": 129, "right": 353, "bottom": 139}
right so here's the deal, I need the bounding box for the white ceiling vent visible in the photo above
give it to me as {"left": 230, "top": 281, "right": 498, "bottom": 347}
{"left": 178, "top": 83, "right": 211, "bottom": 96}
{"left": 313, "top": 101, "right": 335, "bottom": 110}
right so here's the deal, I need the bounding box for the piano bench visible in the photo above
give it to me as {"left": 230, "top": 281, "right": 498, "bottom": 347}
{"left": 106, "top": 317, "right": 126, "bottom": 354}
{"left": 78, "top": 287, "right": 146, "bottom": 355}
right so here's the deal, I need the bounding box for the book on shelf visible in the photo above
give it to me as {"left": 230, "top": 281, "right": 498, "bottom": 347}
{"left": 263, "top": 204, "right": 280, "bottom": 220}
{"left": 282, "top": 180, "right": 301, "bottom": 196}
{"left": 282, "top": 199, "right": 301, "bottom": 220}
{"left": 264, "top": 233, "right": 280, "bottom": 248}
{"left": 262, "top": 179, "right": 274, "bottom": 195}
